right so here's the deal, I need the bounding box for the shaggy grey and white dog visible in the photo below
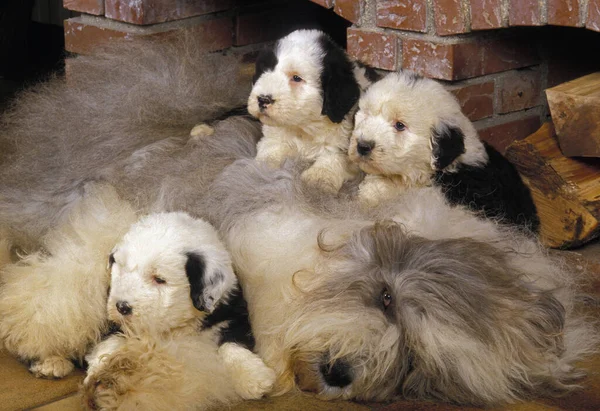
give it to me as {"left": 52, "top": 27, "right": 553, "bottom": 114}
{"left": 0, "top": 32, "right": 597, "bottom": 407}
{"left": 248, "top": 29, "right": 376, "bottom": 194}
{"left": 204, "top": 159, "right": 597, "bottom": 405}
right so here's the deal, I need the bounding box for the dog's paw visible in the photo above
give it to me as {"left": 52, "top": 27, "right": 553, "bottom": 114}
{"left": 301, "top": 166, "right": 340, "bottom": 194}
{"left": 189, "top": 123, "right": 215, "bottom": 141}
{"left": 219, "top": 343, "right": 276, "bottom": 400}
{"left": 29, "top": 356, "right": 74, "bottom": 378}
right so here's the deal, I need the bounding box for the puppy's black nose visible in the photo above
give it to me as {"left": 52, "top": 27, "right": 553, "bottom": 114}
{"left": 116, "top": 301, "right": 132, "bottom": 316}
{"left": 357, "top": 140, "right": 375, "bottom": 156}
{"left": 257, "top": 95, "right": 274, "bottom": 110}
{"left": 319, "top": 359, "right": 353, "bottom": 388}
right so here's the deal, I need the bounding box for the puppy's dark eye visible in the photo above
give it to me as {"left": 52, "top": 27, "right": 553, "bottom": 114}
{"left": 394, "top": 121, "right": 406, "bottom": 131}
{"left": 381, "top": 289, "right": 392, "bottom": 310}
{"left": 292, "top": 75, "right": 303, "bottom": 82}
{"left": 153, "top": 276, "right": 167, "bottom": 285}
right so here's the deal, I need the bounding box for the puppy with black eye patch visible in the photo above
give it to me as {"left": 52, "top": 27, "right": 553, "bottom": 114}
{"left": 248, "top": 29, "right": 378, "bottom": 194}
{"left": 83, "top": 212, "right": 275, "bottom": 410}
{"left": 349, "top": 71, "right": 539, "bottom": 233}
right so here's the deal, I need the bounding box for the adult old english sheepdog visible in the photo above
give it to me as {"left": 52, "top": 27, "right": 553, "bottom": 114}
{"left": 204, "top": 159, "right": 597, "bottom": 406}
{"left": 83, "top": 212, "right": 275, "bottom": 410}
{"left": 349, "top": 71, "right": 539, "bottom": 233}
{"left": 248, "top": 29, "right": 377, "bottom": 194}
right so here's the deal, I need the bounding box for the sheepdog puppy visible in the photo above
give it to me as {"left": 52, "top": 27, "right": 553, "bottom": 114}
{"left": 349, "top": 71, "right": 539, "bottom": 232}
{"left": 82, "top": 212, "right": 275, "bottom": 410}
{"left": 248, "top": 29, "right": 377, "bottom": 194}
{"left": 204, "top": 158, "right": 597, "bottom": 406}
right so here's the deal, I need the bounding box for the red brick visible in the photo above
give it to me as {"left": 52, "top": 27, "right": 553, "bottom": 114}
{"left": 508, "top": 0, "right": 543, "bottom": 26}
{"left": 347, "top": 28, "right": 398, "bottom": 71}
{"left": 376, "top": 0, "right": 427, "bottom": 33}
{"left": 402, "top": 37, "right": 539, "bottom": 81}
{"left": 449, "top": 81, "right": 494, "bottom": 121}
{"left": 64, "top": 16, "right": 232, "bottom": 55}
{"left": 63, "top": 0, "right": 104, "bottom": 15}
{"left": 309, "top": 0, "right": 334, "bottom": 8}
{"left": 104, "top": 0, "right": 232, "bottom": 25}
{"left": 335, "top": 0, "right": 363, "bottom": 24}
{"left": 497, "top": 68, "right": 543, "bottom": 114}
{"left": 469, "top": 0, "right": 504, "bottom": 31}
{"left": 587, "top": 0, "right": 600, "bottom": 32}
{"left": 434, "top": 0, "right": 469, "bottom": 36}
{"left": 548, "top": 0, "right": 581, "bottom": 27}
{"left": 477, "top": 116, "right": 541, "bottom": 154}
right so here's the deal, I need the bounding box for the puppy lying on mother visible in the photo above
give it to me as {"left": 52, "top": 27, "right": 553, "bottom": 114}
{"left": 350, "top": 71, "right": 539, "bottom": 232}
{"left": 248, "top": 29, "right": 377, "bottom": 194}
{"left": 83, "top": 212, "right": 275, "bottom": 410}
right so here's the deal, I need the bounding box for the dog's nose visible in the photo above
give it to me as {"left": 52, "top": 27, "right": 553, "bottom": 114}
{"left": 319, "top": 359, "right": 353, "bottom": 388}
{"left": 257, "top": 95, "right": 274, "bottom": 110}
{"left": 357, "top": 140, "right": 375, "bottom": 156}
{"left": 116, "top": 300, "right": 132, "bottom": 316}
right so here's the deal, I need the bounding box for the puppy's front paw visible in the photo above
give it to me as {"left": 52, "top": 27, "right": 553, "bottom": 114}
{"left": 219, "top": 343, "right": 276, "bottom": 400}
{"left": 189, "top": 123, "right": 214, "bottom": 141}
{"left": 29, "top": 356, "right": 74, "bottom": 379}
{"left": 301, "top": 166, "right": 340, "bottom": 194}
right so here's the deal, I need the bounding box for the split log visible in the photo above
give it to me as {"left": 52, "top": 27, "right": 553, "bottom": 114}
{"left": 546, "top": 72, "right": 600, "bottom": 158}
{"left": 505, "top": 123, "right": 600, "bottom": 249}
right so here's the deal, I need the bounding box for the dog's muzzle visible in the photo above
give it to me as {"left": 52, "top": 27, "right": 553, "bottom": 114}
{"left": 116, "top": 300, "right": 133, "bottom": 316}
{"left": 357, "top": 140, "right": 375, "bottom": 156}
{"left": 257, "top": 95, "right": 274, "bottom": 111}
{"left": 319, "top": 358, "right": 353, "bottom": 388}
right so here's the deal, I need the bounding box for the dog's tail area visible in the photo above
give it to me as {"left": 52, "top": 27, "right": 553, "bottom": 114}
{"left": 0, "top": 33, "right": 253, "bottom": 247}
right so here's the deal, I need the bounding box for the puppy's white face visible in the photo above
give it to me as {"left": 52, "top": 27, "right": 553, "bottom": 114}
{"left": 107, "top": 212, "right": 236, "bottom": 334}
{"left": 248, "top": 30, "right": 325, "bottom": 128}
{"left": 349, "top": 72, "right": 478, "bottom": 184}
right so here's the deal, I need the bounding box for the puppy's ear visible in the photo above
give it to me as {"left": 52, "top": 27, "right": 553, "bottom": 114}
{"left": 319, "top": 36, "right": 360, "bottom": 123}
{"left": 185, "top": 252, "right": 232, "bottom": 313}
{"left": 252, "top": 48, "right": 278, "bottom": 84}
{"left": 430, "top": 121, "right": 466, "bottom": 170}
{"left": 185, "top": 252, "right": 209, "bottom": 312}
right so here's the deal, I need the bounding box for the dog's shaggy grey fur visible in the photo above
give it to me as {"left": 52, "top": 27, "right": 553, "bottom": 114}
{"left": 0, "top": 34, "right": 258, "bottom": 250}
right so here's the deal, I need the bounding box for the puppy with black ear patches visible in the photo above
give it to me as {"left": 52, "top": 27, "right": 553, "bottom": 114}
{"left": 83, "top": 212, "right": 275, "bottom": 410}
{"left": 350, "top": 71, "right": 539, "bottom": 232}
{"left": 248, "top": 29, "right": 378, "bottom": 194}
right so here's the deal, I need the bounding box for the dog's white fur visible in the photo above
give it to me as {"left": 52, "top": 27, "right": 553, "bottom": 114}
{"left": 0, "top": 184, "right": 137, "bottom": 377}
{"left": 83, "top": 212, "right": 275, "bottom": 409}
{"left": 349, "top": 72, "right": 487, "bottom": 206}
{"left": 248, "top": 29, "right": 366, "bottom": 194}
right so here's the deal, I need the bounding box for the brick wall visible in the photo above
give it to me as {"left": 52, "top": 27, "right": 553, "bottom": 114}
{"left": 63, "top": 0, "right": 600, "bottom": 151}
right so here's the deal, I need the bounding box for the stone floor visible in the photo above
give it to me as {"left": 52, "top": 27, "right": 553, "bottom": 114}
{"left": 0, "top": 239, "right": 598, "bottom": 411}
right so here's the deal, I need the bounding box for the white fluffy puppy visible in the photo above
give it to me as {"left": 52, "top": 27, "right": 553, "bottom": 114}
{"left": 350, "top": 72, "right": 538, "bottom": 232}
{"left": 248, "top": 29, "right": 377, "bottom": 194}
{"left": 83, "top": 212, "right": 275, "bottom": 410}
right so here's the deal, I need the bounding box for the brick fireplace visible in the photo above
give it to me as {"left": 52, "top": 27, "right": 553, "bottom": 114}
{"left": 62, "top": 0, "right": 600, "bottom": 152}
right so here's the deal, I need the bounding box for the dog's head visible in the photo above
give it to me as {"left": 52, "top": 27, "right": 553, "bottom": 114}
{"left": 106, "top": 212, "right": 237, "bottom": 333}
{"left": 349, "top": 72, "right": 487, "bottom": 186}
{"left": 284, "top": 221, "right": 568, "bottom": 404}
{"left": 248, "top": 29, "right": 361, "bottom": 127}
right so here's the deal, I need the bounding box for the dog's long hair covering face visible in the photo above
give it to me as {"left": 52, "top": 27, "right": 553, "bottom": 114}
{"left": 205, "top": 159, "right": 598, "bottom": 406}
